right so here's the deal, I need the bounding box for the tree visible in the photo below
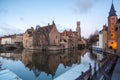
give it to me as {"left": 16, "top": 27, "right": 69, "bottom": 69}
{"left": 88, "top": 30, "right": 99, "bottom": 45}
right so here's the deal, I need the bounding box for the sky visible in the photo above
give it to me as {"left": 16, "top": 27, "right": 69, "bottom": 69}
{"left": 0, "top": 0, "right": 120, "bottom": 38}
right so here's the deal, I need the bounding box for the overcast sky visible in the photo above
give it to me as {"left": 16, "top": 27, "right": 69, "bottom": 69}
{"left": 0, "top": 0, "right": 120, "bottom": 38}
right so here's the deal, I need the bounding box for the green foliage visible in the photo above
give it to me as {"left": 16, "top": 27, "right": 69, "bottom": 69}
{"left": 78, "top": 44, "right": 85, "bottom": 50}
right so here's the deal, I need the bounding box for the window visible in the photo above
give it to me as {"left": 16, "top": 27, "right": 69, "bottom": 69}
{"left": 115, "top": 27, "right": 118, "bottom": 31}
{"left": 111, "top": 42, "right": 113, "bottom": 44}
{"left": 112, "top": 28, "right": 114, "bottom": 30}
{"left": 26, "top": 40, "right": 27, "bottom": 44}
{"left": 111, "top": 34, "right": 113, "bottom": 37}
{"left": 109, "top": 46, "right": 112, "bottom": 49}
{"left": 112, "top": 18, "right": 114, "bottom": 20}
{"left": 111, "top": 23, "right": 114, "bottom": 25}
{"left": 54, "top": 40, "right": 55, "bottom": 45}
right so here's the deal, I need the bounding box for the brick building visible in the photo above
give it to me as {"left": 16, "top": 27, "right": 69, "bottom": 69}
{"left": 97, "top": 3, "right": 120, "bottom": 53}
{"left": 23, "top": 21, "right": 81, "bottom": 50}
{"left": 60, "top": 21, "right": 81, "bottom": 49}
{"left": 23, "top": 21, "right": 60, "bottom": 49}
{"left": 107, "top": 3, "right": 118, "bottom": 50}
{"left": 11, "top": 34, "right": 23, "bottom": 45}
{"left": 60, "top": 29, "right": 78, "bottom": 48}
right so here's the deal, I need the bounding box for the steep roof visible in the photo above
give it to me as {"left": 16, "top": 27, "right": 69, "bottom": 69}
{"left": 42, "top": 25, "right": 54, "bottom": 33}
{"left": 62, "top": 30, "right": 73, "bottom": 36}
{"left": 26, "top": 29, "right": 32, "bottom": 33}
{"left": 36, "top": 21, "right": 55, "bottom": 34}
{"left": 109, "top": 3, "right": 117, "bottom": 16}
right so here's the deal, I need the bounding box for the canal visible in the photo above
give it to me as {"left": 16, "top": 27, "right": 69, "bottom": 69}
{"left": 0, "top": 49, "right": 97, "bottom": 80}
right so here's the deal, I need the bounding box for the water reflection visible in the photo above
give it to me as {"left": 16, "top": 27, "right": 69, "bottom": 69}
{"left": 0, "top": 51, "right": 22, "bottom": 61}
{"left": 22, "top": 49, "right": 81, "bottom": 77}
{"left": 0, "top": 49, "right": 86, "bottom": 80}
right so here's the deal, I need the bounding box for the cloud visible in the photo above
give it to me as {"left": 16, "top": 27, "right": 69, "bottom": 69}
{"left": 74, "top": 0, "right": 101, "bottom": 13}
{"left": 0, "top": 23, "right": 23, "bottom": 35}
{"left": 76, "top": 0, "right": 93, "bottom": 13}
{"left": 19, "top": 17, "right": 24, "bottom": 21}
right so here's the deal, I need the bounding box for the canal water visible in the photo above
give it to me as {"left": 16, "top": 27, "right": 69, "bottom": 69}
{"left": 0, "top": 49, "right": 97, "bottom": 80}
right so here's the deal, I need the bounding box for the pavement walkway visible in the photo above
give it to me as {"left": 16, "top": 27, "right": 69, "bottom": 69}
{"left": 54, "top": 64, "right": 90, "bottom": 80}
{"left": 112, "top": 58, "right": 120, "bottom": 80}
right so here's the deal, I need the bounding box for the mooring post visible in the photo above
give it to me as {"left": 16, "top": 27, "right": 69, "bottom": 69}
{"left": 89, "top": 63, "right": 92, "bottom": 79}
{"left": 81, "top": 71, "right": 84, "bottom": 80}
{"left": 98, "top": 63, "right": 100, "bottom": 68}
{"left": 94, "top": 62, "right": 96, "bottom": 74}
{"left": 89, "top": 63, "right": 92, "bottom": 71}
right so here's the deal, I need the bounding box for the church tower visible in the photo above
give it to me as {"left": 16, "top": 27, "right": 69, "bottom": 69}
{"left": 116, "top": 19, "right": 120, "bottom": 53}
{"left": 108, "top": 2, "right": 118, "bottom": 50}
{"left": 76, "top": 21, "right": 81, "bottom": 39}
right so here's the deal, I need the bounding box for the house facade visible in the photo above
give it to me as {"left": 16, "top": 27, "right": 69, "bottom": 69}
{"left": 23, "top": 27, "right": 34, "bottom": 48}
{"left": 1, "top": 36, "right": 12, "bottom": 45}
{"left": 23, "top": 21, "right": 81, "bottom": 50}
{"left": 60, "top": 29, "right": 78, "bottom": 48}
{"left": 23, "top": 21, "right": 60, "bottom": 49}
{"left": 59, "top": 21, "right": 81, "bottom": 49}
{"left": 11, "top": 34, "right": 23, "bottom": 45}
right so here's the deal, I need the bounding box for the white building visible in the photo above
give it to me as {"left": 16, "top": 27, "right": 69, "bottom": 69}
{"left": 92, "top": 26, "right": 107, "bottom": 50}
{"left": 1, "top": 37, "right": 12, "bottom": 44}
{"left": 98, "top": 31, "right": 103, "bottom": 49}
{"left": 92, "top": 31, "right": 104, "bottom": 61}
{"left": 92, "top": 31, "right": 103, "bottom": 49}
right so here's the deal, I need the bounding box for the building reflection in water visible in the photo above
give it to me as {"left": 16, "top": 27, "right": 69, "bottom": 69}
{"left": 22, "top": 49, "right": 82, "bottom": 77}
{"left": 0, "top": 51, "right": 22, "bottom": 61}
{"left": 0, "top": 49, "right": 86, "bottom": 78}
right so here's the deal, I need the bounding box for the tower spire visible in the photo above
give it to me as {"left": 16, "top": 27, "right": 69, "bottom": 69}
{"left": 109, "top": 0, "right": 117, "bottom": 17}
{"left": 109, "top": 0, "right": 117, "bottom": 16}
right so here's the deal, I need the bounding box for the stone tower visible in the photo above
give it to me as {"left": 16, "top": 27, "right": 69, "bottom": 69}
{"left": 108, "top": 3, "right": 118, "bottom": 50}
{"left": 76, "top": 21, "right": 81, "bottom": 39}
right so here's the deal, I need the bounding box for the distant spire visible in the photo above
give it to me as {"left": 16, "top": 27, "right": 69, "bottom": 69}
{"left": 52, "top": 20, "right": 55, "bottom": 25}
{"left": 109, "top": 1, "right": 117, "bottom": 16}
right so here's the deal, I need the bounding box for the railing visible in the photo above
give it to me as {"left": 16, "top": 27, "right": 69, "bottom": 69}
{"left": 92, "top": 53, "right": 117, "bottom": 80}
{"left": 76, "top": 53, "right": 117, "bottom": 80}
{"left": 76, "top": 63, "right": 92, "bottom": 80}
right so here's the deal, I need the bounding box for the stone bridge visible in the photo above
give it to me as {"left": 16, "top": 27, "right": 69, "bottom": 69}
{"left": 1, "top": 44, "right": 22, "bottom": 51}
